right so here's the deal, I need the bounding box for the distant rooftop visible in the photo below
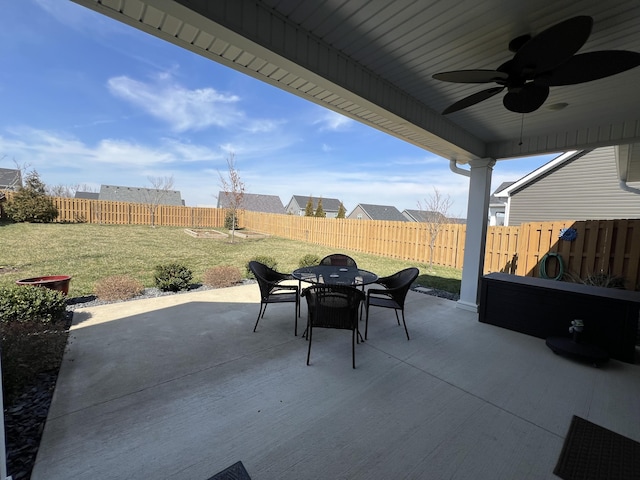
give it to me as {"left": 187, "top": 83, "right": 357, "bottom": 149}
{"left": 99, "top": 185, "right": 184, "bottom": 206}
{"left": 75, "top": 191, "right": 99, "bottom": 200}
{"left": 349, "top": 203, "right": 407, "bottom": 221}
{"left": 217, "top": 191, "right": 285, "bottom": 214}
{"left": 289, "top": 195, "right": 343, "bottom": 211}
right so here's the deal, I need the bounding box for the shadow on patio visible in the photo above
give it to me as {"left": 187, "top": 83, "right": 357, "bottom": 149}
{"left": 31, "top": 283, "right": 640, "bottom": 480}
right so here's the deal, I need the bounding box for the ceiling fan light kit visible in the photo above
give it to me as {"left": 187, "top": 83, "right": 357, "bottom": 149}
{"left": 433, "top": 16, "right": 640, "bottom": 114}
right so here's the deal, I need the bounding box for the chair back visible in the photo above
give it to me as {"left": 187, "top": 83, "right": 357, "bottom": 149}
{"left": 379, "top": 267, "right": 419, "bottom": 305}
{"left": 303, "top": 285, "right": 365, "bottom": 330}
{"left": 319, "top": 254, "right": 358, "bottom": 267}
{"left": 249, "top": 261, "right": 288, "bottom": 299}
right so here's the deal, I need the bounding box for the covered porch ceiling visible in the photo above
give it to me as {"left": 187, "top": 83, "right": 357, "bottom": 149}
{"left": 73, "top": 0, "right": 640, "bottom": 180}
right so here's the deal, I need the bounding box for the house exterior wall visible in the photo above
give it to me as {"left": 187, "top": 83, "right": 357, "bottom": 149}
{"left": 284, "top": 198, "right": 301, "bottom": 215}
{"left": 506, "top": 147, "right": 640, "bottom": 226}
{"left": 285, "top": 196, "right": 340, "bottom": 217}
{"left": 488, "top": 205, "right": 505, "bottom": 226}
{"left": 0, "top": 168, "right": 22, "bottom": 191}
{"left": 347, "top": 205, "right": 368, "bottom": 219}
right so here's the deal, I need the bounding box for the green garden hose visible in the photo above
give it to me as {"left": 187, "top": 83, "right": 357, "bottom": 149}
{"left": 540, "top": 252, "right": 564, "bottom": 280}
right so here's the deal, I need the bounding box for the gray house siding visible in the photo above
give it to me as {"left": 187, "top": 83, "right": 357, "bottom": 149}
{"left": 348, "top": 205, "right": 368, "bottom": 220}
{"left": 507, "top": 147, "right": 640, "bottom": 226}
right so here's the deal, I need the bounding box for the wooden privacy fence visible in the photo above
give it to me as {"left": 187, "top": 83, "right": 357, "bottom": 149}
{"left": 243, "top": 211, "right": 466, "bottom": 267}
{"left": 5, "top": 195, "right": 639, "bottom": 290}
{"left": 513, "top": 219, "right": 640, "bottom": 290}
{"left": 50, "top": 197, "right": 226, "bottom": 228}
{"left": 243, "top": 212, "right": 640, "bottom": 290}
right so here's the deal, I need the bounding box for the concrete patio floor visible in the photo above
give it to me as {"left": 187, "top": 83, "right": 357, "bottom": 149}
{"left": 32, "top": 283, "right": 640, "bottom": 480}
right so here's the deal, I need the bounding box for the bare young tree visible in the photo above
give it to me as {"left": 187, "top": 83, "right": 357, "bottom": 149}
{"left": 47, "top": 183, "right": 98, "bottom": 198}
{"left": 418, "top": 187, "right": 454, "bottom": 271}
{"left": 217, "top": 152, "right": 245, "bottom": 243}
{"left": 142, "top": 175, "right": 175, "bottom": 227}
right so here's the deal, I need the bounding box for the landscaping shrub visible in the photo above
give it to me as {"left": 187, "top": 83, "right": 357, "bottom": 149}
{"left": 154, "top": 263, "right": 193, "bottom": 292}
{"left": 224, "top": 211, "right": 239, "bottom": 230}
{"left": 298, "top": 254, "right": 320, "bottom": 267}
{"left": 582, "top": 272, "right": 626, "bottom": 289}
{"left": 246, "top": 255, "right": 277, "bottom": 277}
{"left": 0, "top": 284, "right": 69, "bottom": 403}
{"left": 0, "top": 285, "right": 66, "bottom": 324}
{"left": 94, "top": 275, "right": 144, "bottom": 301}
{"left": 203, "top": 266, "right": 243, "bottom": 288}
{"left": 4, "top": 170, "right": 58, "bottom": 223}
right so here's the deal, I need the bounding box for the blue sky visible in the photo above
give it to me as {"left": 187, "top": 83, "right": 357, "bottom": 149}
{"left": 1, "top": 0, "right": 558, "bottom": 216}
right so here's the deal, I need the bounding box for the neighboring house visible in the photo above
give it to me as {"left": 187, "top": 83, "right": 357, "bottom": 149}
{"left": 402, "top": 209, "right": 428, "bottom": 222}
{"left": 216, "top": 191, "right": 285, "bottom": 214}
{"left": 97, "top": 185, "right": 184, "bottom": 205}
{"left": 75, "top": 191, "right": 100, "bottom": 200}
{"left": 285, "top": 195, "right": 343, "bottom": 218}
{"left": 348, "top": 203, "right": 407, "bottom": 221}
{"left": 0, "top": 168, "right": 22, "bottom": 192}
{"left": 402, "top": 209, "right": 466, "bottom": 224}
{"left": 495, "top": 146, "right": 640, "bottom": 226}
{"left": 0, "top": 168, "right": 23, "bottom": 216}
{"left": 488, "top": 182, "right": 514, "bottom": 226}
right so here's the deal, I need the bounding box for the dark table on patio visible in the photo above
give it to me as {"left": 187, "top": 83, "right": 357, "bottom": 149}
{"left": 292, "top": 265, "right": 378, "bottom": 287}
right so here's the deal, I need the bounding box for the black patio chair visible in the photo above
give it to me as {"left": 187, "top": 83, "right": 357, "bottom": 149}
{"left": 249, "top": 261, "right": 300, "bottom": 336}
{"left": 319, "top": 254, "right": 358, "bottom": 267}
{"left": 301, "top": 284, "right": 366, "bottom": 369}
{"left": 365, "top": 267, "right": 419, "bottom": 340}
{"left": 319, "top": 253, "right": 364, "bottom": 293}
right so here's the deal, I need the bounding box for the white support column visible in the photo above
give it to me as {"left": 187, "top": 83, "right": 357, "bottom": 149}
{"left": 457, "top": 158, "right": 495, "bottom": 312}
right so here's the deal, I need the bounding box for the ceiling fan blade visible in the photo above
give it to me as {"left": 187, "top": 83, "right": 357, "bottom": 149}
{"left": 442, "top": 86, "right": 505, "bottom": 114}
{"left": 512, "top": 16, "right": 593, "bottom": 77}
{"left": 433, "top": 70, "right": 508, "bottom": 84}
{"left": 534, "top": 51, "right": 640, "bottom": 86}
{"left": 503, "top": 84, "right": 549, "bottom": 113}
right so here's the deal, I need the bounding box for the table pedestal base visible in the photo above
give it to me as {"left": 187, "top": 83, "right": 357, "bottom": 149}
{"left": 546, "top": 336, "right": 609, "bottom": 366}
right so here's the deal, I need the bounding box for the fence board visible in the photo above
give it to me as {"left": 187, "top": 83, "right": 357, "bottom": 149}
{"left": 624, "top": 220, "right": 640, "bottom": 290}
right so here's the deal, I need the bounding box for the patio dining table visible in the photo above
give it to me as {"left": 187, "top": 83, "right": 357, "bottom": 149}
{"left": 292, "top": 265, "right": 378, "bottom": 287}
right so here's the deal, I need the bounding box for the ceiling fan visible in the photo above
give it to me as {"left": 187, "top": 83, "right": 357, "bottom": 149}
{"left": 433, "top": 16, "right": 640, "bottom": 114}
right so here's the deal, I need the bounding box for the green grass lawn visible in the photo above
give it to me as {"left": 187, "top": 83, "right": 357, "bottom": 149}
{"left": 0, "top": 222, "right": 462, "bottom": 297}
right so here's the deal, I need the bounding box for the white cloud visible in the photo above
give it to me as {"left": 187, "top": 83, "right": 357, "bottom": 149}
{"left": 314, "top": 110, "right": 353, "bottom": 131}
{"left": 244, "top": 119, "right": 283, "bottom": 133}
{"left": 107, "top": 74, "right": 243, "bottom": 132}
{"left": 0, "top": 127, "right": 223, "bottom": 168}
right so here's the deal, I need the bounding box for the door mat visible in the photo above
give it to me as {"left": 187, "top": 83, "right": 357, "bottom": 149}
{"left": 207, "top": 461, "right": 251, "bottom": 480}
{"left": 554, "top": 415, "right": 640, "bottom": 479}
